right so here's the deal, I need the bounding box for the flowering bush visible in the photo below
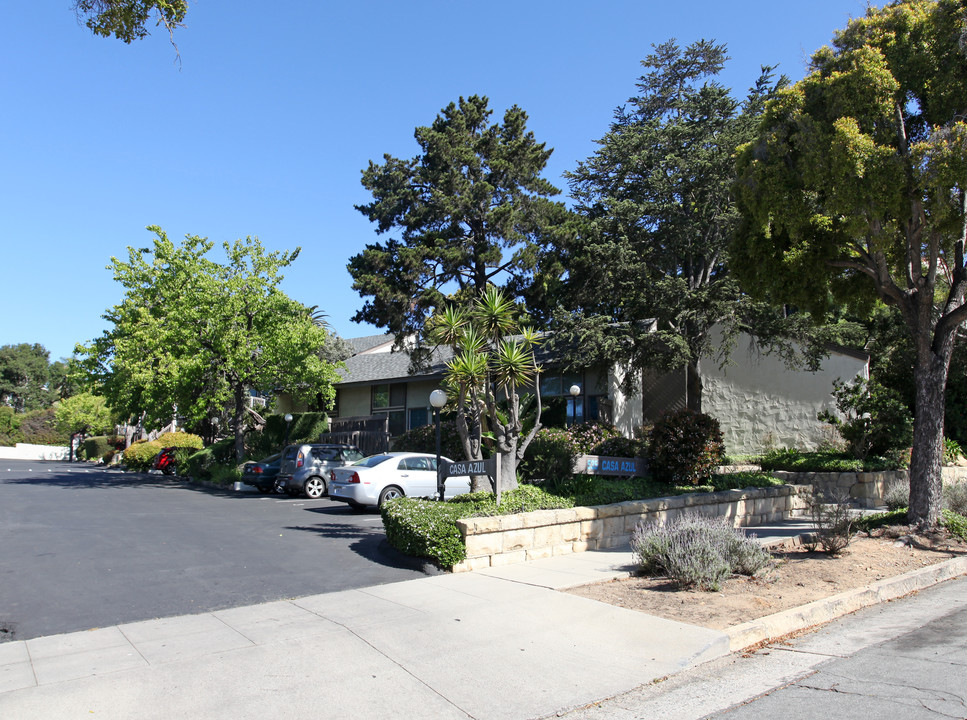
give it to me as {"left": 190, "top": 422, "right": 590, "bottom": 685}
{"left": 566, "top": 422, "right": 620, "bottom": 454}
{"left": 631, "top": 513, "right": 771, "bottom": 590}
{"left": 648, "top": 409, "right": 725, "bottom": 485}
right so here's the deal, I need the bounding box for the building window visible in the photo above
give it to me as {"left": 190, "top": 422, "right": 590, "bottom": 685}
{"left": 372, "top": 383, "right": 407, "bottom": 435}
{"left": 408, "top": 407, "right": 429, "bottom": 430}
{"left": 541, "top": 372, "right": 586, "bottom": 424}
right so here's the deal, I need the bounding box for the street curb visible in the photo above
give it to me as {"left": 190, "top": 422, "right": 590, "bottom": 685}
{"left": 725, "top": 554, "right": 967, "bottom": 651}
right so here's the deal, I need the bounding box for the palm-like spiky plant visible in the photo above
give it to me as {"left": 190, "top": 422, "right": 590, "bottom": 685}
{"left": 425, "top": 286, "right": 542, "bottom": 494}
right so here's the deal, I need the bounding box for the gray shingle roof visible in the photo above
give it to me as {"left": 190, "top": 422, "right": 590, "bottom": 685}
{"left": 337, "top": 344, "right": 453, "bottom": 386}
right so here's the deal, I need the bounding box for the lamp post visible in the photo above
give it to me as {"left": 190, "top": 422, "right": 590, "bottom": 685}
{"left": 569, "top": 384, "right": 581, "bottom": 425}
{"left": 429, "top": 389, "right": 448, "bottom": 501}
{"left": 283, "top": 413, "right": 293, "bottom": 448}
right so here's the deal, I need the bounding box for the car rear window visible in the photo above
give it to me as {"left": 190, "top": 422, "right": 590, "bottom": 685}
{"left": 353, "top": 455, "right": 394, "bottom": 468}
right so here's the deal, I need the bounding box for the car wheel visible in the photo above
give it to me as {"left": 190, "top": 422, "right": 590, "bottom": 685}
{"left": 377, "top": 485, "right": 404, "bottom": 508}
{"left": 304, "top": 476, "right": 326, "bottom": 499}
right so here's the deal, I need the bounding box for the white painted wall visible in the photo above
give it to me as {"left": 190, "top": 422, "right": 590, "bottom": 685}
{"left": 608, "top": 363, "right": 644, "bottom": 438}
{"left": 0, "top": 443, "right": 70, "bottom": 460}
{"left": 700, "top": 330, "right": 868, "bottom": 454}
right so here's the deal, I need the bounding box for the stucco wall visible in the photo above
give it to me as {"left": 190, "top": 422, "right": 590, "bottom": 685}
{"left": 336, "top": 386, "right": 371, "bottom": 418}
{"left": 608, "top": 364, "right": 644, "bottom": 437}
{"left": 700, "top": 330, "right": 868, "bottom": 454}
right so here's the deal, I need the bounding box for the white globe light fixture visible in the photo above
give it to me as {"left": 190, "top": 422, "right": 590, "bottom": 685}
{"left": 283, "top": 413, "right": 294, "bottom": 448}
{"left": 569, "top": 384, "right": 581, "bottom": 397}
{"left": 430, "top": 389, "right": 448, "bottom": 501}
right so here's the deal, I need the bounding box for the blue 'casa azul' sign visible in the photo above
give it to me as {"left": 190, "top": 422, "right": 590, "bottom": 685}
{"left": 578, "top": 455, "right": 648, "bottom": 477}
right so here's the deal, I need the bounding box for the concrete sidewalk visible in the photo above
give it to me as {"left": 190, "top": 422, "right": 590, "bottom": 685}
{"left": 1, "top": 519, "right": 962, "bottom": 720}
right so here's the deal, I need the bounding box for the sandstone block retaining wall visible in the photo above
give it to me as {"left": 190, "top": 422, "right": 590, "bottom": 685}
{"left": 452, "top": 485, "right": 812, "bottom": 573}
{"left": 771, "top": 466, "right": 967, "bottom": 508}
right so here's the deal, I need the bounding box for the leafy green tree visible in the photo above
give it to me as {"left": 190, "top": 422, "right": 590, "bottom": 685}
{"left": 548, "top": 40, "right": 819, "bottom": 410}
{"left": 0, "top": 406, "right": 23, "bottom": 446}
{"left": 733, "top": 0, "right": 967, "bottom": 527}
{"left": 55, "top": 392, "right": 112, "bottom": 439}
{"left": 76, "top": 227, "right": 342, "bottom": 461}
{"left": 350, "top": 95, "right": 571, "bottom": 351}
{"left": 0, "top": 343, "right": 53, "bottom": 413}
{"left": 426, "top": 287, "right": 542, "bottom": 492}
{"left": 72, "top": 0, "right": 188, "bottom": 43}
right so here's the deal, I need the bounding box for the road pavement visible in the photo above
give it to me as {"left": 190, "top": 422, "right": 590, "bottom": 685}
{"left": 0, "top": 460, "right": 431, "bottom": 641}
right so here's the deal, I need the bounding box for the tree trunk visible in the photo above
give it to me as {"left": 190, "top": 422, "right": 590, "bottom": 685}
{"left": 686, "top": 361, "right": 703, "bottom": 413}
{"left": 908, "top": 342, "right": 952, "bottom": 528}
{"left": 233, "top": 383, "right": 246, "bottom": 463}
{"left": 499, "top": 438, "right": 520, "bottom": 492}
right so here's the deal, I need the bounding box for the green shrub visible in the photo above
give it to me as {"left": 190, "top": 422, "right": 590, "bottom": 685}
{"left": 519, "top": 427, "right": 576, "bottom": 484}
{"left": 818, "top": 378, "right": 913, "bottom": 460}
{"left": 209, "top": 464, "right": 242, "bottom": 486}
{"left": 944, "top": 438, "right": 964, "bottom": 465}
{"left": 0, "top": 406, "right": 24, "bottom": 446}
{"left": 855, "top": 509, "right": 909, "bottom": 533}
{"left": 81, "top": 435, "right": 124, "bottom": 462}
{"left": 123, "top": 440, "right": 163, "bottom": 471}
{"left": 453, "top": 485, "right": 575, "bottom": 515}
{"left": 183, "top": 438, "right": 236, "bottom": 480}
{"left": 390, "top": 419, "right": 465, "bottom": 460}
{"left": 631, "top": 513, "right": 771, "bottom": 591}
{"left": 648, "top": 410, "right": 725, "bottom": 485}
{"left": 250, "top": 412, "right": 330, "bottom": 456}
{"left": 942, "top": 508, "right": 967, "bottom": 540}
{"left": 709, "top": 472, "right": 784, "bottom": 491}
{"left": 18, "top": 407, "right": 68, "bottom": 446}
{"left": 590, "top": 436, "right": 643, "bottom": 458}
{"left": 155, "top": 431, "right": 204, "bottom": 450}
{"left": 381, "top": 499, "right": 468, "bottom": 567}
{"left": 757, "top": 448, "right": 898, "bottom": 473}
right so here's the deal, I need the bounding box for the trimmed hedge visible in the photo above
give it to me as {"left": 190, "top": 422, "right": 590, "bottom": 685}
{"left": 123, "top": 440, "right": 163, "bottom": 471}
{"left": 80, "top": 435, "right": 124, "bottom": 462}
{"left": 155, "top": 431, "right": 204, "bottom": 450}
{"left": 380, "top": 486, "right": 578, "bottom": 567}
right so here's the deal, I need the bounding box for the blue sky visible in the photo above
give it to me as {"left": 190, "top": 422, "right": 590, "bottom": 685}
{"left": 2, "top": 0, "right": 870, "bottom": 362}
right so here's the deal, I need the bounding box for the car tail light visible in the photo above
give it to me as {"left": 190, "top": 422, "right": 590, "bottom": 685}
{"left": 296, "top": 451, "right": 304, "bottom": 468}
{"left": 252, "top": 466, "right": 263, "bottom": 474}
{"left": 349, "top": 472, "right": 361, "bottom": 484}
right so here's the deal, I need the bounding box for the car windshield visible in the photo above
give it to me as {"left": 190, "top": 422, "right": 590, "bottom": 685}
{"left": 352, "top": 455, "right": 395, "bottom": 468}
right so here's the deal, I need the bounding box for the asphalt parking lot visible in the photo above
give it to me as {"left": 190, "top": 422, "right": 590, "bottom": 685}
{"left": 0, "top": 460, "right": 431, "bottom": 642}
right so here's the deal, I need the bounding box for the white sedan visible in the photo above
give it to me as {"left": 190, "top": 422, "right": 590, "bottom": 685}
{"left": 328, "top": 452, "right": 468, "bottom": 510}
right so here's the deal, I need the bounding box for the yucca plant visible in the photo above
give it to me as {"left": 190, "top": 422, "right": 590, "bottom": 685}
{"left": 424, "top": 285, "right": 543, "bottom": 495}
